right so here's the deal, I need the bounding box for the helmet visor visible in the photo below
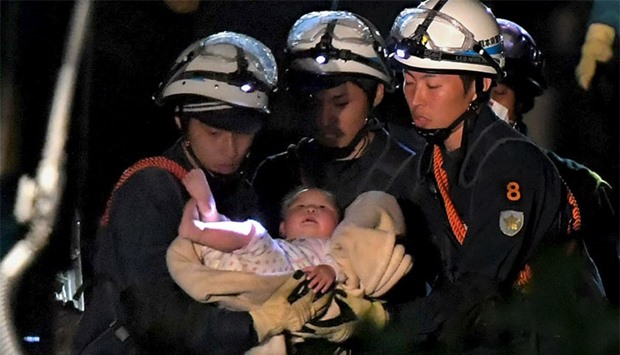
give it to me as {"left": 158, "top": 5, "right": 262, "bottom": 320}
{"left": 167, "top": 32, "right": 277, "bottom": 90}
{"left": 391, "top": 8, "right": 480, "bottom": 55}
{"left": 288, "top": 11, "right": 379, "bottom": 48}
{"left": 286, "top": 11, "right": 391, "bottom": 84}
{"left": 390, "top": 8, "right": 502, "bottom": 75}
{"left": 155, "top": 32, "right": 277, "bottom": 107}
{"left": 204, "top": 32, "right": 278, "bottom": 88}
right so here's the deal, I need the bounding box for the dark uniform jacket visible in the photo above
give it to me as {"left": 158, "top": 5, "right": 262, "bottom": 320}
{"left": 389, "top": 106, "right": 605, "bottom": 350}
{"left": 252, "top": 121, "right": 417, "bottom": 236}
{"left": 73, "top": 139, "right": 260, "bottom": 354}
{"left": 546, "top": 150, "right": 618, "bottom": 305}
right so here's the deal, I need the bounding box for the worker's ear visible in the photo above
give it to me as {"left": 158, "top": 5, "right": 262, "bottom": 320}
{"left": 482, "top": 77, "right": 493, "bottom": 92}
{"left": 471, "top": 78, "right": 493, "bottom": 101}
{"left": 372, "top": 83, "right": 385, "bottom": 108}
{"left": 175, "top": 116, "right": 182, "bottom": 129}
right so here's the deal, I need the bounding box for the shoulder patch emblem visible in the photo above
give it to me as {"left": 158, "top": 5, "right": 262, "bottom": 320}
{"left": 500, "top": 210, "right": 524, "bottom": 237}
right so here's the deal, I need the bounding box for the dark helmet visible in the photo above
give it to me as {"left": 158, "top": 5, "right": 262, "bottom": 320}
{"left": 154, "top": 32, "right": 278, "bottom": 133}
{"left": 497, "top": 18, "right": 547, "bottom": 113}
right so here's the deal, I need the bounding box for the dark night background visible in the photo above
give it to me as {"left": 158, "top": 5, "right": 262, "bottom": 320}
{"left": 1, "top": 1, "right": 618, "bottom": 353}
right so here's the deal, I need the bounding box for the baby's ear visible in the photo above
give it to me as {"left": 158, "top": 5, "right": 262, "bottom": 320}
{"left": 279, "top": 222, "right": 287, "bottom": 238}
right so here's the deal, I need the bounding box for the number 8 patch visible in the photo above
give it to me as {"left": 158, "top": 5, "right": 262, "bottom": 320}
{"left": 506, "top": 181, "right": 521, "bottom": 201}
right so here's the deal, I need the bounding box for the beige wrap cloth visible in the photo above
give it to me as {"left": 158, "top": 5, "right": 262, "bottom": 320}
{"left": 166, "top": 190, "right": 413, "bottom": 352}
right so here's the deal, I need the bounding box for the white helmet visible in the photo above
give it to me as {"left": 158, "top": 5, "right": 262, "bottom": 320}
{"left": 286, "top": 11, "right": 394, "bottom": 89}
{"left": 390, "top": 0, "right": 504, "bottom": 77}
{"left": 155, "top": 31, "right": 277, "bottom": 114}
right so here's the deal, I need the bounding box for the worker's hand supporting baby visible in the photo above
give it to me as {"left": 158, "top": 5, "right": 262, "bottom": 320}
{"left": 250, "top": 270, "right": 332, "bottom": 342}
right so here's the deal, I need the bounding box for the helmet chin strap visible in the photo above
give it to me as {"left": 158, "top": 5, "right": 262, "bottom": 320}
{"left": 183, "top": 138, "right": 245, "bottom": 182}
{"left": 414, "top": 110, "right": 470, "bottom": 146}
{"left": 415, "top": 81, "right": 488, "bottom": 146}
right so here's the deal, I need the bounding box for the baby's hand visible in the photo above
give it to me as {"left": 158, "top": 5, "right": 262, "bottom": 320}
{"left": 303, "top": 265, "right": 336, "bottom": 294}
{"left": 183, "top": 169, "right": 218, "bottom": 221}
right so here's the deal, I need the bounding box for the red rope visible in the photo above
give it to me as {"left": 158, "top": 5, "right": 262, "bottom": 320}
{"left": 516, "top": 264, "right": 532, "bottom": 289}
{"left": 99, "top": 157, "right": 188, "bottom": 227}
{"left": 566, "top": 186, "right": 581, "bottom": 234}
{"left": 433, "top": 145, "right": 467, "bottom": 244}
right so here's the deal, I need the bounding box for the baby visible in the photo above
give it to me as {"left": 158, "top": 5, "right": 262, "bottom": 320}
{"left": 178, "top": 168, "right": 344, "bottom": 293}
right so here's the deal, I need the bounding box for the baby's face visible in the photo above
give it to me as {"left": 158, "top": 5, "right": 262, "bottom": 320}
{"left": 280, "top": 189, "right": 340, "bottom": 241}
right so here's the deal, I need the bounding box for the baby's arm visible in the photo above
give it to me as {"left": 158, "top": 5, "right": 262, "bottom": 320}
{"left": 183, "top": 168, "right": 219, "bottom": 222}
{"left": 178, "top": 198, "right": 254, "bottom": 252}
{"left": 303, "top": 265, "right": 336, "bottom": 294}
{"left": 178, "top": 198, "right": 203, "bottom": 238}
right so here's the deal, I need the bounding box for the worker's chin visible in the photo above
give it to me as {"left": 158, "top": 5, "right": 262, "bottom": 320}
{"left": 316, "top": 136, "right": 343, "bottom": 147}
{"left": 211, "top": 164, "right": 239, "bottom": 175}
{"left": 412, "top": 116, "right": 432, "bottom": 129}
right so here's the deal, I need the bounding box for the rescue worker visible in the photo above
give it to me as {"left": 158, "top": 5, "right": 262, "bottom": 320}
{"left": 252, "top": 10, "right": 417, "bottom": 236}
{"left": 292, "top": 1, "right": 609, "bottom": 352}
{"left": 72, "top": 32, "right": 329, "bottom": 354}
{"left": 387, "top": 0, "right": 606, "bottom": 350}
{"left": 491, "top": 18, "right": 618, "bottom": 306}
{"left": 251, "top": 10, "right": 423, "bottom": 353}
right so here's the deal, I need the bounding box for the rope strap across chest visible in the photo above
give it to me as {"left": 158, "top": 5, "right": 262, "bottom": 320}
{"left": 99, "top": 157, "right": 188, "bottom": 227}
{"left": 433, "top": 145, "right": 467, "bottom": 244}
